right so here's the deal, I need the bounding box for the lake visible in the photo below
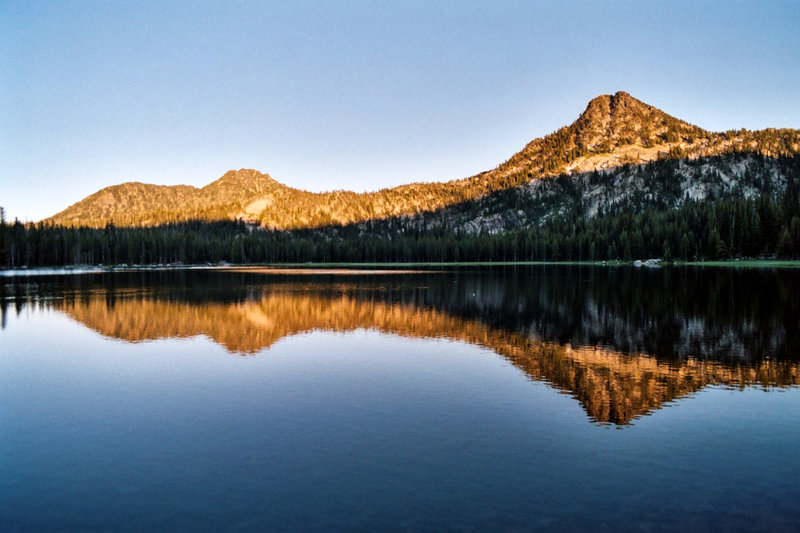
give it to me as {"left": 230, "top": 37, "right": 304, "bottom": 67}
{"left": 1, "top": 266, "right": 799, "bottom": 531}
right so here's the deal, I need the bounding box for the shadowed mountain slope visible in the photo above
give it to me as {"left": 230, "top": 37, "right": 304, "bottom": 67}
{"left": 47, "top": 92, "right": 800, "bottom": 230}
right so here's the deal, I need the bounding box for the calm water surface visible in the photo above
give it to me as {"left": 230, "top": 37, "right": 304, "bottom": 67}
{"left": 1, "top": 266, "right": 799, "bottom": 531}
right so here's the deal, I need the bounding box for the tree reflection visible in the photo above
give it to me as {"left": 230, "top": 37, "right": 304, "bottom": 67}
{"left": 18, "top": 268, "right": 794, "bottom": 425}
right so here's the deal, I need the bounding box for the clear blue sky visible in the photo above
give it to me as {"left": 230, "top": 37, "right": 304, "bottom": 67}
{"left": 2, "top": 0, "right": 799, "bottom": 222}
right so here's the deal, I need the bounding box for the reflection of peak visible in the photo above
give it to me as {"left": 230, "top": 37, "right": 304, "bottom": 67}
{"left": 57, "top": 290, "right": 799, "bottom": 425}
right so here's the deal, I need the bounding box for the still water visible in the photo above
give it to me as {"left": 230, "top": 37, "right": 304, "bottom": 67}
{"left": 1, "top": 266, "right": 799, "bottom": 530}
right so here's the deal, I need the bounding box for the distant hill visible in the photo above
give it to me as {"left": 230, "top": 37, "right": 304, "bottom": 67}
{"left": 46, "top": 91, "right": 800, "bottom": 230}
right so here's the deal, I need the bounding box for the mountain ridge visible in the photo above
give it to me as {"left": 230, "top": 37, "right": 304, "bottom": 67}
{"left": 46, "top": 92, "right": 800, "bottom": 229}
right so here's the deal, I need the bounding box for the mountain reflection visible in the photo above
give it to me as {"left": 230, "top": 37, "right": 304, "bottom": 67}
{"left": 6, "top": 267, "right": 797, "bottom": 425}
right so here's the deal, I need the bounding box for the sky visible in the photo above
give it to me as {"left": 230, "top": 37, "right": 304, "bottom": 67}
{"left": 1, "top": 0, "right": 799, "bottom": 222}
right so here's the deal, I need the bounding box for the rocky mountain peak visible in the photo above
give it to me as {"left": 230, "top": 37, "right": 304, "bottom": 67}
{"left": 210, "top": 169, "right": 276, "bottom": 186}
{"left": 569, "top": 91, "right": 702, "bottom": 152}
{"left": 578, "top": 91, "right": 650, "bottom": 125}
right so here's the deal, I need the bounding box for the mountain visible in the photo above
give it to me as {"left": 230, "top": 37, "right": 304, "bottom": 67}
{"left": 46, "top": 91, "right": 800, "bottom": 230}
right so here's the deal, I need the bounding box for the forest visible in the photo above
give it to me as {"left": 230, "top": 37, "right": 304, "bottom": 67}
{"left": 2, "top": 183, "right": 799, "bottom": 267}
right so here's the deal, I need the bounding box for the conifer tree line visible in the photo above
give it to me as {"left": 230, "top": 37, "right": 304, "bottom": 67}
{"left": 2, "top": 182, "right": 799, "bottom": 267}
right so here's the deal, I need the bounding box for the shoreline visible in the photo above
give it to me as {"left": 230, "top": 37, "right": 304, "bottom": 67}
{"left": 2, "top": 259, "right": 800, "bottom": 276}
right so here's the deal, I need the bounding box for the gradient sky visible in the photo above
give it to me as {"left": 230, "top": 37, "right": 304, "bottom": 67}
{"left": 2, "top": 0, "right": 799, "bottom": 222}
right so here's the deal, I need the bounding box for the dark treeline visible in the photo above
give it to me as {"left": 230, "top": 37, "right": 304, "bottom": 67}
{"left": 2, "top": 182, "right": 799, "bottom": 268}
{"left": 4, "top": 266, "right": 799, "bottom": 363}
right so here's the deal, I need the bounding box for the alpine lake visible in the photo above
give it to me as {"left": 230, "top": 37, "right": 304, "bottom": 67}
{"left": 1, "top": 265, "right": 799, "bottom": 531}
